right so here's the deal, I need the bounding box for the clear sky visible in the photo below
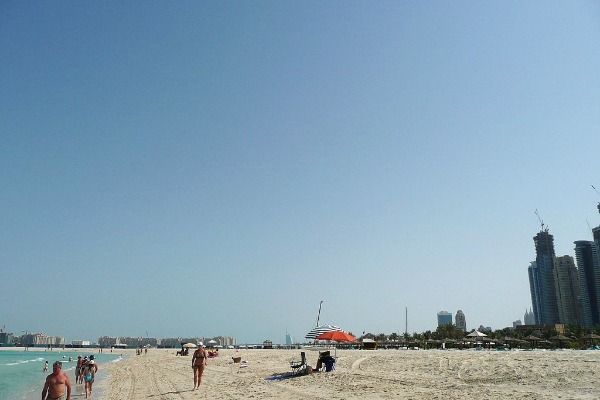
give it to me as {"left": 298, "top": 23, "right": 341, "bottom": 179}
{"left": 1, "top": 1, "right": 600, "bottom": 344}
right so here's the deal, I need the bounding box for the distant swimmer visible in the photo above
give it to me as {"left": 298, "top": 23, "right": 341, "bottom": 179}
{"left": 43, "top": 361, "right": 48, "bottom": 372}
{"left": 42, "top": 361, "right": 71, "bottom": 400}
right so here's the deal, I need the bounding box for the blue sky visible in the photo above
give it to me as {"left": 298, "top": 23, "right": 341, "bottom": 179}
{"left": 1, "top": 1, "right": 600, "bottom": 343}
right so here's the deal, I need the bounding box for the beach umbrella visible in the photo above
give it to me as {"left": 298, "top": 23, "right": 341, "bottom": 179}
{"left": 524, "top": 335, "right": 541, "bottom": 348}
{"left": 305, "top": 324, "right": 343, "bottom": 340}
{"left": 182, "top": 343, "right": 198, "bottom": 348}
{"left": 550, "top": 335, "right": 572, "bottom": 348}
{"left": 501, "top": 337, "right": 523, "bottom": 348}
{"left": 466, "top": 330, "right": 487, "bottom": 338}
{"left": 580, "top": 333, "right": 600, "bottom": 346}
{"left": 316, "top": 330, "right": 356, "bottom": 356}
{"left": 465, "top": 330, "right": 487, "bottom": 344}
{"left": 316, "top": 331, "right": 356, "bottom": 343}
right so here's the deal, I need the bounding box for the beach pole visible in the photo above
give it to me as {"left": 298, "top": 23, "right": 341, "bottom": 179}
{"left": 405, "top": 306, "right": 408, "bottom": 336}
{"left": 316, "top": 300, "right": 323, "bottom": 327}
{"left": 314, "top": 301, "right": 323, "bottom": 345}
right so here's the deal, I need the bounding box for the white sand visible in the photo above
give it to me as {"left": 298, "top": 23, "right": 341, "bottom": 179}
{"left": 96, "top": 348, "right": 600, "bottom": 399}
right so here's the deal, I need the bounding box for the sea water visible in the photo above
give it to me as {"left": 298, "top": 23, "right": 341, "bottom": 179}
{"left": 0, "top": 349, "right": 124, "bottom": 400}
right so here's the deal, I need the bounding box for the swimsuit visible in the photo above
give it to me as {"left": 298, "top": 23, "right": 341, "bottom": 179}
{"left": 45, "top": 394, "right": 66, "bottom": 400}
{"left": 85, "top": 368, "right": 94, "bottom": 382}
{"left": 194, "top": 350, "right": 206, "bottom": 366}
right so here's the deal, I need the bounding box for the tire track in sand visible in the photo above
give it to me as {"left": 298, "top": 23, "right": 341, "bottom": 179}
{"left": 351, "top": 357, "right": 370, "bottom": 370}
{"left": 149, "top": 362, "right": 186, "bottom": 400}
{"left": 108, "top": 364, "right": 136, "bottom": 400}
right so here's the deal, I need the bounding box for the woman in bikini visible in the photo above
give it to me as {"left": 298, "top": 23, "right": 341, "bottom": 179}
{"left": 192, "top": 342, "right": 207, "bottom": 390}
{"left": 84, "top": 360, "right": 96, "bottom": 398}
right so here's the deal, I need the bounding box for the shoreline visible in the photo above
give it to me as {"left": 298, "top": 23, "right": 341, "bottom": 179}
{"left": 0, "top": 348, "right": 133, "bottom": 400}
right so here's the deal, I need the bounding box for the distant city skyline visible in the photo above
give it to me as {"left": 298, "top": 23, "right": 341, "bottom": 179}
{"left": 528, "top": 202, "right": 600, "bottom": 328}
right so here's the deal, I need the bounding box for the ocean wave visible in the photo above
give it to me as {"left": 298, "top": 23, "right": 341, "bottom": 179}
{"left": 4, "top": 357, "right": 44, "bottom": 366}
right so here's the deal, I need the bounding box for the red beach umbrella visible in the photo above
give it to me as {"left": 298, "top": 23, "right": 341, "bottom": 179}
{"left": 316, "top": 330, "right": 357, "bottom": 342}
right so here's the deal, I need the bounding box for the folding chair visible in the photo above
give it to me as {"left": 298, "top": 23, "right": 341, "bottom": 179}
{"left": 289, "top": 351, "right": 308, "bottom": 375}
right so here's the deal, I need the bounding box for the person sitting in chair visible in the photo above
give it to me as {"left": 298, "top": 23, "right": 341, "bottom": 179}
{"left": 315, "top": 351, "right": 335, "bottom": 372}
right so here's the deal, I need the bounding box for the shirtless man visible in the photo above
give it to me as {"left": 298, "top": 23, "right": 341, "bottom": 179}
{"left": 41, "top": 361, "right": 71, "bottom": 400}
{"left": 191, "top": 342, "right": 207, "bottom": 390}
{"left": 75, "top": 356, "right": 82, "bottom": 384}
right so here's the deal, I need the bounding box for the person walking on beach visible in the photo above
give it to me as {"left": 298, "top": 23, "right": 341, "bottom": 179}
{"left": 192, "top": 342, "right": 207, "bottom": 390}
{"left": 41, "top": 361, "right": 71, "bottom": 400}
{"left": 84, "top": 360, "right": 96, "bottom": 398}
{"left": 75, "top": 356, "right": 83, "bottom": 384}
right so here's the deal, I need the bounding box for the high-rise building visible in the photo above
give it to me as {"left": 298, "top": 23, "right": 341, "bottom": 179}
{"left": 524, "top": 308, "right": 535, "bottom": 325}
{"left": 437, "top": 311, "right": 452, "bottom": 327}
{"left": 455, "top": 310, "right": 467, "bottom": 332}
{"left": 594, "top": 225, "right": 600, "bottom": 254}
{"left": 574, "top": 240, "right": 600, "bottom": 327}
{"left": 528, "top": 261, "right": 541, "bottom": 323}
{"left": 553, "top": 255, "right": 582, "bottom": 325}
{"left": 592, "top": 201, "right": 600, "bottom": 300}
{"left": 513, "top": 319, "right": 522, "bottom": 328}
{"left": 529, "top": 229, "right": 559, "bottom": 324}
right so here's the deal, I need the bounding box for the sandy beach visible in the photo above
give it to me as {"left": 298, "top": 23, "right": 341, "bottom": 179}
{"left": 95, "top": 348, "right": 600, "bottom": 399}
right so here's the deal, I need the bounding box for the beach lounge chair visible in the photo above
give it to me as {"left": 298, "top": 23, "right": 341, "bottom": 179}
{"left": 289, "top": 352, "right": 308, "bottom": 375}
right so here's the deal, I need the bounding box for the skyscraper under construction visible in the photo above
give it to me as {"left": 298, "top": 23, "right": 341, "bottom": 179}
{"left": 528, "top": 228, "right": 559, "bottom": 324}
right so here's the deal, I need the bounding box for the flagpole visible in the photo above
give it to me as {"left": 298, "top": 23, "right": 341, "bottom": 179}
{"left": 405, "top": 306, "right": 408, "bottom": 336}
{"left": 316, "top": 300, "right": 323, "bottom": 327}
{"left": 314, "top": 300, "right": 323, "bottom": 345}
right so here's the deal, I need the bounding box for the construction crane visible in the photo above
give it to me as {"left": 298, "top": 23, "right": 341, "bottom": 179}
{"left": 535, "top": 209, "right": 548, "bottom": 232}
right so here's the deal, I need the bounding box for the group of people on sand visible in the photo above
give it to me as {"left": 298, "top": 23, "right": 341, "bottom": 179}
{"left": 42, "top": 342, "right": 211, "bottom": 399}
{"left": 76, "top": 355, "right": 98, "bottom": 398}
{"left": 135, "top": 347, "right": 148, "bottom": 355}
{"left": 41, "top": 355, "right": 98, "bottom": 400}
